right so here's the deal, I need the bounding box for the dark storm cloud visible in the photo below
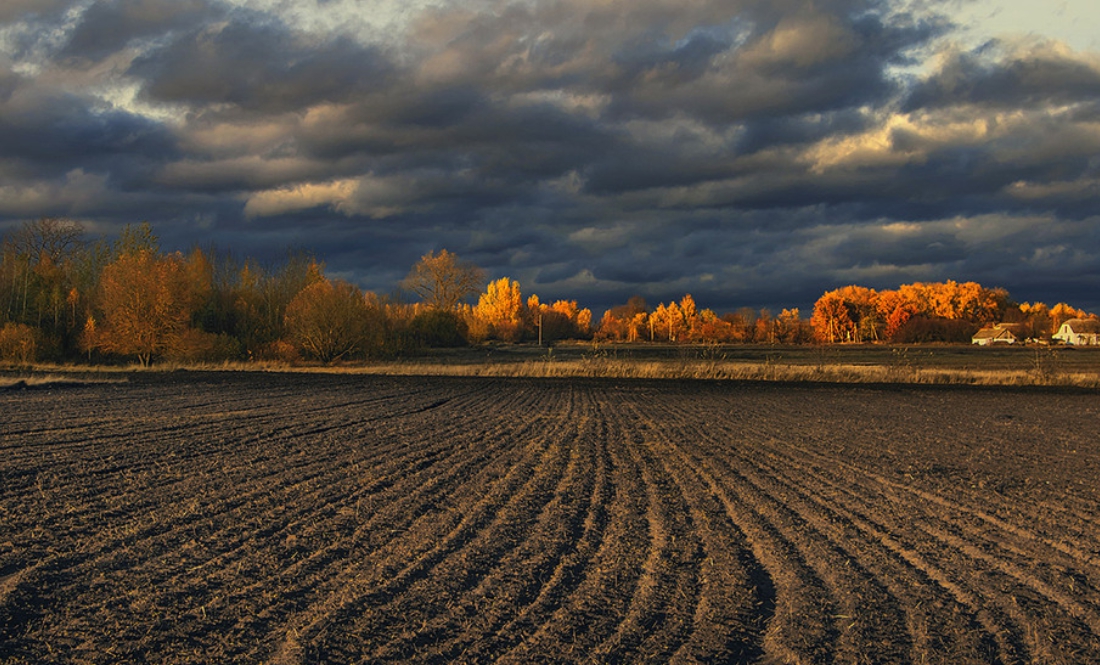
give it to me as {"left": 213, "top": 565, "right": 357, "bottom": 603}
{"left": 0, "top": 60, "right": 20, "bottom": 103}
{"left": 3, "top": 0, "right": 1100, "bottom": 314}
{"left": 830, "top": 227, "right": 969, "bottom": 266}
{"left": 0, "top": 64, "right": 177, "bottom": 204}
{"left": 0, "top": 0, "right": 70, "bottom": 22}
{"left": 129, "top": 14, "right": 395, "bottom": 112}
{"left": 60, "top": 0, "right": 217, "bottom": 62}
{"left": 736, "top": 110, "right": 872, "bottom": 154}
{"left": 904, "top": 40, "right": 1100, "bottom": 111}
{"left": 0, "top": 94, "right": 176, "bottom": 176}
{"left": 332, "top": 91, "right": 615, "bottom": 183}
{"left": 601, "top": 6, "right": 943, "bottom": 124}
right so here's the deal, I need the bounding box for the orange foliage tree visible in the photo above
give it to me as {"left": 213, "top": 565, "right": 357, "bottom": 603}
{"left": 1018, "top": 302, "right": 1055, "bottom": 339}
{"left": 0, "top": 322, "right": 39, "bottom": 364}
{"left": 596, "top": 296, "right": 649, "bottom": 342}
{"left": 526, "top": 295, "right": 592, "bottom": 343}
{"left": 1050, "top": 302, "right": 1088, "bottom": 331}
{"left": 812, "top": 280, "right": 1011, "bottom": 343}
{"left": 85, "top": 248, "right": 210, "bottom": 366}
{"left": 284, "top": 278, "right": 378, "bottom": 362}
{"left": 811, "top": 290, "right": 855, "bottom": 343}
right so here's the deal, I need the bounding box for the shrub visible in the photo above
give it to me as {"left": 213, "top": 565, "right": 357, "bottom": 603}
{"left": 0, "top": 323, "right": 39, "bottom": 364}
{"left": 165, "top": 329, "right": 244, "bottom": 363}
{"left": 408, "top": 309, "right": 468, "bottom": 348}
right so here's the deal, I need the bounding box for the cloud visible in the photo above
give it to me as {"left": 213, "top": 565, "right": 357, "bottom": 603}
{"left": 244, "top": 179, "right": 359, "bottom": 218}
{"left": 905, "top": 39, "right": 1100, "bottom": 111}
{"left": 60, "top": 0, "right": 217, "bottom": 62}
{"left": 129, "top": 12, "right": 395, "bottom": 112}
{"left": 2, "top": 0, "right": 1100, "bottom": 315}
{"left": 0, "top": 0, "right": 69, "bottom": 22}
{"left": 0, "top": 169, "right": 111, "bottom": 217}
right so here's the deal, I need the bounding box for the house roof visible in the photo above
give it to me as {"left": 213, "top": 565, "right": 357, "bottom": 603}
{"left": 973, "top": 326, "right": 1019, "bottom": 340}
{"left": 1061, "top": 319, "right": 1100, "bottom": 334}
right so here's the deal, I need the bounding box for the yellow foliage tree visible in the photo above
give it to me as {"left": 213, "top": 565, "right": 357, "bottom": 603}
{"left": 475, "top": 277, "right": 523, "bottom": 342}
{"left": 1050, "top": 302, "right": 1087, "bottom": 331}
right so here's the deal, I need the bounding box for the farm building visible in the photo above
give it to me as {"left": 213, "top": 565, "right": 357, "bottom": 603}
{"left": 1053, "top": 318, "right": 1100, "bottom": 345}
{"left": 971, "top": 324, "right": 1024, "bottom": 345}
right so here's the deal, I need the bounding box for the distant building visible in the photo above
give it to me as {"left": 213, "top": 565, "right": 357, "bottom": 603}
{"left": 1053, "top": 319, "right": 1100, "bottom": 345}
{"left": 971, "top": 324, "right": 1023, "bottom": 345}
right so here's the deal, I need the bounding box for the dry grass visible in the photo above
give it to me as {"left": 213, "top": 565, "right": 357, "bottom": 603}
{"left": 270, "top": 352, "right": 1100, "bottom": 388}
{"left": 8, "top": 344, "right": 1100, "bottom": 388}
{"left": 437, "top": 362, "right": 1096, "bottom": 387}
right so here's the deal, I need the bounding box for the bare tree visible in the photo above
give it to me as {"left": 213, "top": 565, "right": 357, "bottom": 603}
{"left": 401, "top": 250, "right": 484, "bottom": 311}
{"left": 6, "top": 217, "right": 84, "bottom": 264}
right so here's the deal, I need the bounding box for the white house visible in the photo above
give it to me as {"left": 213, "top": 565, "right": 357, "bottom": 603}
{"left": 1053, "top": 319, "right": 1100, "bottom": 345}
{"left": 972, "top": 324, "right": 1023, "bottom": 345}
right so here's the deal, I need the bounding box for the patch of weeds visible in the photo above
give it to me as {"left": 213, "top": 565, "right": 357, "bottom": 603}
{"left": 1030, "top": 347, "right": 1062, "bottom": 385}
{"left": 887, "top": 347, "right": 922, "bottom": 382}
{"left": 581, "top": 344, "right": 616, "bottom": 375}
{"left": 694, "top": 343, "right": 729, "bottom": 379}
{"left": 812, "top": 345, "right": 839, "bottom": 376}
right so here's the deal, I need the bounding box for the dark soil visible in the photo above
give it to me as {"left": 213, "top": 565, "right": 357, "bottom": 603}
{"left": 2, "top": 372, "right": 1099, "bottom": 663}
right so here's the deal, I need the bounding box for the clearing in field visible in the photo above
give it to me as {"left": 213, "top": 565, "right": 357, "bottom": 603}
{"left": 2, "top": 372, "right": 1099, "bottom": 663}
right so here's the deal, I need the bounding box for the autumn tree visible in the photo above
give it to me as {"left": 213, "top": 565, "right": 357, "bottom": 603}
{"left": 696, "top": 309, "right": 737, "bottom": 342}
{"left": 284, "top": 277, "right": 377, "bottom": 362}
{"left": 811, "top": 290, "right": 854, "bottom": 343}
{"left": 776, "top": 308, "right": 809, "bottom": 344}
{"left": 679, "top": 294, "right": 699, "bottom": 341}
{"left": 754, "top": 309, "right": 776, "bottom": 344}
{"left": 549, "top": 299, "right": 593, "bottom": 339}
{"left": 876, "top": 290, "right": 916, "bottom": 342}
{"left": 597, "top": 296, "right": 649, "bottom": 342}
{"left": 474, "top": 277, "right": 524, "bottom": 342}
{"left": 1019, "top": 302, "right": 1053, "bottom": 339}
{"left": 0, "top": 323, "right": 39, "bottom": 364}
{"left": 526, "top": 294, "right": 593, "bottom": 343}
{"left": 723, "top": 308, "right": 757, "bottom": 342}
{"left": 811, "top": 280, "right": 1021, "bottom": 344}
{"left": 650, "top": 300, "right": 684, "bottom": 342}
{"left": 1050, "top": 302, "right": 1087, "bottom": 332}
{"left": 402, "top": 250, "right": 484, "bottom": 311}
{"left": 0, "top": 217, "right": 90, "bottom": 357}
{"left": 230, "top": 253, "right": 323, "bottom": 359}
{"left": 620, "top": 295, "right": 700, "bottom": 343}
{"left": 832, "top": 286, "right": 880, "bottom": 342}
{"left": 86, "top": 247, "right": 209, "bottom": 366}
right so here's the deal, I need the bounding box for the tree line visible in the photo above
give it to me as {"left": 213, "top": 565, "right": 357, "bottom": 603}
{"left": 0, "top": 219, "right": 590, "bottom": 365}
{"left": 1, "top": 218, "right": 1095, "bottom": 365}
{"left": 809, "top": 282, "right": 1096, "bottom": 344}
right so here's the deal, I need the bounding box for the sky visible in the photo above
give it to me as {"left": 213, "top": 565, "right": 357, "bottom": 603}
{"left": 1, "top": 0, "right": 1099, "bottom": 316}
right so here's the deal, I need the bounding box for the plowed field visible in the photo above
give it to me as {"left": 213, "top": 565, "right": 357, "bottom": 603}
{"left": 2, "top": 373, "right": 1100, "bottom": 664}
